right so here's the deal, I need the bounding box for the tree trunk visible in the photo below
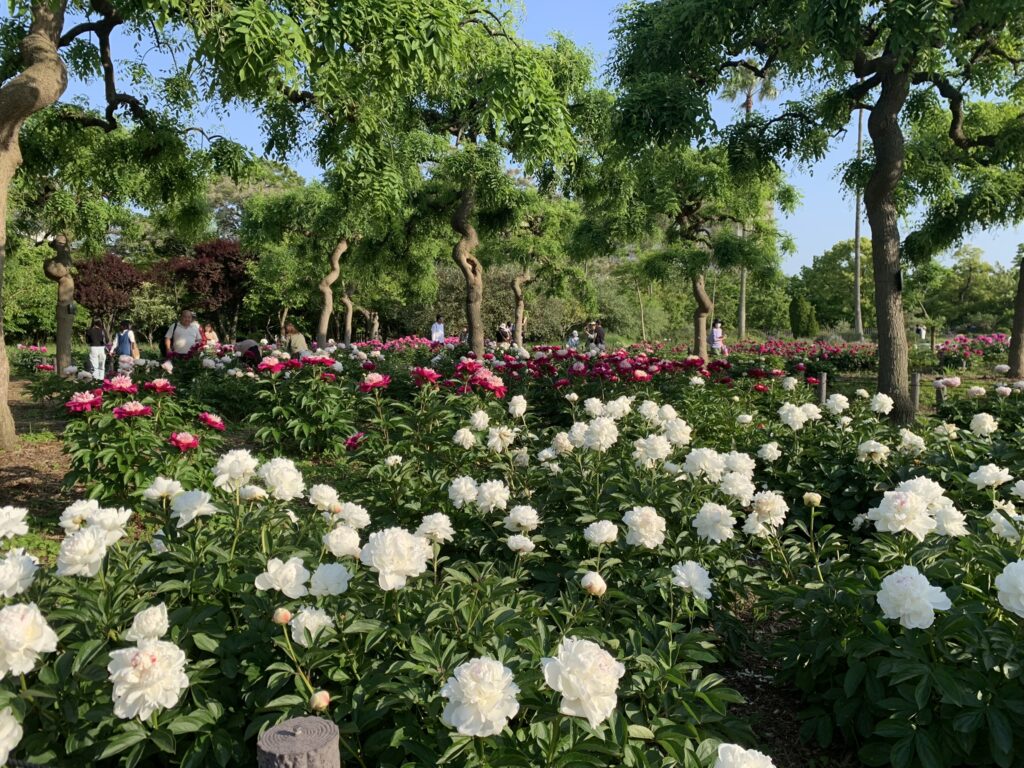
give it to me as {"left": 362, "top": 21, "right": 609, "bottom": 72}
{"left": 357, "top": 307, "right": 380, "bottom": 342}
{"left": 339, "top": 291, "right": 354, "bottom": 346}
{"left": 511, "top": 269, "right": 531, "bottom": 347}
{"left": 277, "top": 307, "right": 289, "bottom": 342}
{"left": 451, "top": 187, "right": 483, "bottom": 357}
{"left": 737, "top": 267, "right": 747, "bottom": 339}
{"left": 636, "top": 283, "right": 647, "bottom": 342}
{"left": 692, "top": 272, "right": 713, "bottom": 360}
{"left": 864, "top": 70, "right": 913, "bottom": 422}
{"left": 1009, "top": 259, "right": 1024, "bottom": 378}
{"left": 43, "top": 233, "right": 74, "bottom": 374}
{"left": 317, "top": 238, "right": 347, "bottom": 349}
{"left": 0, "top": 2, "right": 68, "bottom": 449}
{"left": 853, "top": 102, "right": 866, "bottom": 341}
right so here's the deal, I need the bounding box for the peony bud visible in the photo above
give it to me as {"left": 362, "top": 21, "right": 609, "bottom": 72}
{"left": 803, "top": 492, "right": 822, "bottom": 508}
{"left": 581, "top": 571, "right": 607, "bottom": 597}
{"left": 309, "top": 690, "right": 330, "bottom": 711}
{"left": 272, "top": 607, "right": 292, "bottom": 625}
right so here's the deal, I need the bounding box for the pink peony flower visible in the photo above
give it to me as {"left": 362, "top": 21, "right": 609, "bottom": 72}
{"left": 345, "top": 432, "right": 366, "bottom": 451}
{"left": 104, "top": 375, "right": 138, "bottom": 394}
{"left": 65, "top": 389, "right": 103, "bottom": 413}
{"left": 113, "top": 401, "right": 153, "bottom": 419}
{"left": 168, "top": 432, "right": 200, "bottom": 451}
{"left": 197, "top": 412, "right": 226, "bottom": 431}
{"left": 143, "top": 378, "right": 176, "bottom": 394}
{"left": 358, "top": 372, "right": 391, "bottom": 393}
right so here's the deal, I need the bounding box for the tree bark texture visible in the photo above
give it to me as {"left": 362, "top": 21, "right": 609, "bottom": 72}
{"left": 451, "top": 187, "right": 483, "bottom": 357}
{"left": 43, "top": 233, "right": 74, "bottom": 374}
{"left": 0, "top": 2, "right": 69, "bottom": 449}
{"left": 317, "top": 238, "right": 347, "bottom": 349}
{"left": 636, "top": 283, "right": 647, "bottom": 342}
{"left": 339, "top": 291, "right": 354, "bottom": 346}
{"left": 692, "top": 272, "right": 713, "bottom": 360}
{"left": 1009, "top": 260, "right": 1024, "bottom": 378}
{"left": 864, "top": 70, "right": 914, "bottom": 423}
{"left": 737, "top": 266, "right": 747, "bottom": 339}
{"left": 853, "top": 101, "right": 865, "bottom": 341}
{"left": 511, "top": 269, "right": 531, "bottom": 347}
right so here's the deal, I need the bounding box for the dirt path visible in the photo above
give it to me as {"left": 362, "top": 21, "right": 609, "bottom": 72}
{"left": 0, "top": 378, "right": 72, "bottom": 523}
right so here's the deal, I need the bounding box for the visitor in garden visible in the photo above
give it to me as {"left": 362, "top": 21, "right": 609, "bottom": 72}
{"left": 113, "top": 320, "right": 138, "bottom": 360}
{"left": 458, "top": 326, "right": 468, "bottom": 344}
{"left": 711, "top": 319, "right": 728, "bottom": 356}
{"left": 430, "top": 315, "right": 445, "bottom": 342}
{"left": 203, "top": 322, "right": 220, "bottom": 347}
{"left": 283, "top": 323, "right": 309, "bottom": 357}
{"left": 85, "top": 318, "right": 108, "bottom": 380}
{"left": 163, "top": 310, "right": 203, "bottom": 357}
{"left": 497, "top": 323, "right": 511, "bottom": 344}
{"left": 594, "top": 320, "right": 606, "bottom": 351}
{"left": 567, "top": 330, "right": 580, "bottom": 349}
{"left": 235, "top": 338, "right": 261, "bottom": 364}
{"left": 585, "top": 321, "right": 596, "bottom": 348}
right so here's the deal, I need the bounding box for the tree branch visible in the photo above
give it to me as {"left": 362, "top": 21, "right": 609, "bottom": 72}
{"left": 915, "top": 73, "right": 996, "bottom": 149}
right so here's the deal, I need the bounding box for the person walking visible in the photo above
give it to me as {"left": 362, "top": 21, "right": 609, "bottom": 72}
{"left": 113, "top": 320, "right": 138, "bottom": 360}
{"left": 710, "top": 319, "right": 728, "bottom": 355}
{"left": 593, "top": 320, "right": 606, "bottom": 351}
{"left": 163, "top": 310, "right": 203, "bottom": 357}
{"left": 85, "top": 319, "right": 108, "bottom": 379}
{"left": 430, "top": 315, "right": 445, "bottom": 343}
{"left": 283, "top": 322, "right": 309, "bottom": 357}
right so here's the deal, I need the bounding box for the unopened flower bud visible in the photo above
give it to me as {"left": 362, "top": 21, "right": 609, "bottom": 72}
{"left": 309, "top": 690, "right": 330, "bottom": 711}
{"left": 581, "top": 571, "right": 607, "bottom": 597}
{"left": 272, "top": 607, "right": 292, "bottom": 625}
{"left": 803, "top": 492, "right": 822, "bottom": 508}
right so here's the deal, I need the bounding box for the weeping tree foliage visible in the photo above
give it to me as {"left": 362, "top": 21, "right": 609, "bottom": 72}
{"left": 611, "top": 0, "right": 1024, "bottom": 422}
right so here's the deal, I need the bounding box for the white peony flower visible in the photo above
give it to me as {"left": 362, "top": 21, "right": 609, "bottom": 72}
{"left": 638, "top": 400, "right": 661, "bottom": 425}
{"left": 622, "top": 506, "right": 666, "bottom": 549}
{"left": 0, "top": 707, "right": 22, "bottom": 766}
{"left": 323, "top": 525, "right": 361, "bottom": 558}
{"left": 486, "top": 426, "right": 517, "bottom": 453}
{"left": 603, "top": 396, "right": 634, "bottom": 421}
{"left": 0, "top": 549, "right": 37, "bottom": 598}
{"left": 824, "top": 393, "right": 849, "bottom": 415}
{"left": 254, "top": 557, "right": 310, "bottom": 598}
{"left": 800, "top": 403, "right": 822, "bottom": 422}
{"left": 719, "top": 472, "right": 756, "bottom": 507}
{"left": 239, "top": 485, "right": 268, "bottom": 502}
{"left": 108, "top": 639, "right": 188, "bottom": 720}
{"left": 309, "top": 563, "right": 351, "bottom": 597}
{"left": 867, "top": 491, "right": 936, "bottom": 542}
{"left": 988, "top": 502, "right": 1022, "bottom": 542}
{"left": 564, "top": 392, "right": 579, "bottom": 403}
{"left": 632, "top": 434, "right": 672, "bottom": 468}
{"left": 714, "top": 743, "right": 776, "bottom": 768}
{"left": 503, "top": 505, "right": 540, "bottom": 533}
{"left": 258, "top": 457, "right": 305, "bottom": 501}
{"left": 995, "top": 561, "right": 1024, "bottom": 618}
{"left": 758, "top": 442, "right": 782, "bottom": 463}
{"left": 0, "top": 507, "right": 29, "bottom": 541}
{"left": 967, "top": 385, "right": 986, "bottom": 398}
{"left": 781, "top": 376, "right": 797, "bottom": 391}
{"left": 690, "top": 375, "right": 706, "bottom": 387}
{"left": 448, "top": 476, "right": 479, "bottom": 508}
{"left": 143, "top": 477, "right": 184, "bottom": 502}
{"left": 876, "top": 565, "right": 950, "bottom": 629}
{"left": 541, "top": 637, "right": 625, "bottom": 728}
{"left": 567, "top": 421, "right": 589, "bottom": 448}
{"left": 212, "top": 449, "right": 259, "bottom": 490}
{"left": 506, "top": 534, "right": 536, "bottom": 554}
{"left": 170, "top": 490, "right": 221, "bottom": 529}
{"left": 124, "top": 603, "right": 169, "bottom": 642}
{"left": 870, "top": 393, "right": 894, "bottom": 414}
{"left": 692, "top": 502, "right": 736, "bottom": 543}
{"left": 583, "top": 417, "right": 619, "bottom": 452}
{"left": 933, "top": 422, "right": 959, "bottom": 439}
{"left": 857, "top": 440, "right": 890, "bottom": 465}
{"left": 440, "top": 656, "right": 520, "bottom": 737}
{"left": 469, "top": 410, "right": 490, "bottom": 431}
{"left": 308, "top": 484, "right": 340, "bottom": 511}
{"left": 584, "top": 520, "right": 618, "bottom": 546}
{"left": 551, "top": 432, "right": 574, "bottom": 455}
{"left": 671, "top": 561, "right": 713, "bottom": 600}
{"left": 59, "top": 499, "right": 100, "bottom": 533}
{"left": 56, "top": 526, "right": 108, "bottom": 577}
{"left": 897, "top": 429, "right": 926, "bottom": 456}
{"left": 384, "top": 454, "right": 403, "bottom": 467}
{"left": 0, "top": 603, "right": 58, "bottom": 677}
{"left": 581, "top": 571, "right": 607, "bottom": 596}
{"left": 476, "top": 480, "right": 511, "bottom": 513}
{"left": 88, "top": 507, "right": 131, "bottom": 545}
{"left": 970, "top": 412, "right": 998, "bottom": 437}
{"left": 453, "top": 428, "right": 477, "bottom": 449}
{"left": 661, "top": 418, "right": 692, "bottom": 446}
{"left": 508, "top": 395, "right": 527, "bottom": 418}
{"left": 359, "top": 528, "right": 432, "bottom": 590}
{"left": 683, "top": 447, "right": 726, "bottom": 483}
{"left": 417, "top": 513, "right": 455, "bottom": 544}
{"left": 743, "top": 491, "right": 789, "bottom": 537}
{"left": 968, "top": 463, "right": 1013, "bottom": 489}
{"left": 778, "top": 402, "right": 807, "bottom": 431}
{"left": 583, "top": 397, "right": 605, "bottom": 418}
{"left": 736, "top": 413, "right": 753, "bottom": 425}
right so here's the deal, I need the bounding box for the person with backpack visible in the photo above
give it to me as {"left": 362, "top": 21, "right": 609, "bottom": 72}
{"left": 85, "top": 319, "right": 108, "bottom": 380}
{"left": 163, "top": 310, "right": 203, "bottom": 358}
{"left": 113, "top": 320, "right": 139, "bottom": 360}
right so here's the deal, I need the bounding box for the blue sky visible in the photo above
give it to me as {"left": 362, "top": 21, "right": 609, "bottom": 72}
{"left": 47, "top": 0, "right": 1024, "bottom": 275}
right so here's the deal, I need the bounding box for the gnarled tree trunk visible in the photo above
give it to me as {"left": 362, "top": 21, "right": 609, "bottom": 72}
{"left": 692, "top": 272, "right": 713, "bottom": 360}
{"left": 277, "top": 306, "right": 289, "bottom": 342}
{"left": 1009, "top": 258, "right": 1024, "bottom": 378}
{"left": 511, "top": 269, "right": 531, "bottom": 347}
{"left": 452, "top": 187, "right": 483, "bottom": 357}
{"left": 339, "top": 290, "right": 354, "bottom": 346}
{"left": 865, "top": 70, "right": 913, "bottom": 423}
{"left": 43, "top": 233, "right": 74, "bottom": 374}
{"left": 0, "top": 2, "right": 69, "bottom": 449}
{"left": 317, "top": 238, "right": 347, "bottom": 348}
{"left": 357, "top": 307, "right": 380, "bottom": 341}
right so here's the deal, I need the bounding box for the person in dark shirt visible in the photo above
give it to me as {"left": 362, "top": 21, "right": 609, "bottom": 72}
{"left": 85, "top": 319, "right": 108, "bottom": 379}
{"left": 594, "top": 320, "right": 606, "bottom": 350}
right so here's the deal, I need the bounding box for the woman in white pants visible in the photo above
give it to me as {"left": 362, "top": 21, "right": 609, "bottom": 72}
{"left": 85, "top": 319, "right": 108, "bottom": 380}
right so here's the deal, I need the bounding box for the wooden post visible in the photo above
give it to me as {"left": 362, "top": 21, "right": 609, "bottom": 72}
{"left": 935, "top": 384, "right": 945, "bottom": 408}
{"left": 817, "top": 372, "right": 828, "bottom": 404}
{"left": 257, "top": 717, "right": 341, "bottom": 768}
{"left": 911, "top": 372, "right": 921, "bottom": 412}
